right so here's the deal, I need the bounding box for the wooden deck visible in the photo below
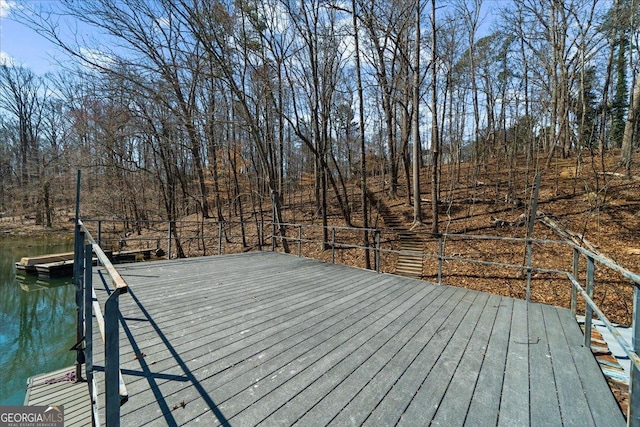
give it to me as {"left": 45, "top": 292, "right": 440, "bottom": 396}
{"left": 87, "top": 251, "right": 624, "bottom": 426}
{"left": 24, "top": 366, "right": 92, "bottom": 426}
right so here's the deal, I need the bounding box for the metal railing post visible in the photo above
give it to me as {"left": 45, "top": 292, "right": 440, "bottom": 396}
{"left": 438, "top": 235, "right": 443, "bottom": 285}
{"left": 74, "top": 229, "right": 85, "bottom": 381}
{"left": 98, "top": 220, "right": 102, "bottom": 248}
{"left": 297, "top": 226, "right": 302, "bottom": 257}
{"left": 571, "top": 248, "right": 579, "bottom": 316}
{"left": 167, "top": 221, "right": 172, "bottom": 260}
{"left": 105, "top": 289, "right": 124, "bottom": 427}
{"left": 331, "top": 227, "right": 336, "bottom": 264}
{"left": 84, "top": 243, "right": 93, "bottom": 387}
{"left": 258, "top": 221, "right": 263, "bottom": 251}
{"left": 375, "top": 230, "right": 381, "bottom": 273}
{"left": 218, "top": 221, "right": 223, "bottom": 255}
{"left": 629, "top": 285, "right": 640, "bottom": 426}
{"left": 525, "top": 238, "right": 533, "bottom": 302}
{"left": 584, "top": 256, "right": 595, "bottom": 349}
{"left": 272, "top": 222, "right": 276, "bottom": 251}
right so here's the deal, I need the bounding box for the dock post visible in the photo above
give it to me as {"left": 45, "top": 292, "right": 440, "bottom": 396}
{"left": 331, "top": 228, "right": 336, "bottom": 264}
{"left": 218, "top": 221, "right": 223, "bottom": 255}
{"left": 73, "top": 169, "right": 84, "bottom": 381}
{"left": 272, "top": 222, "right": 276, "bottom": 251}
{"left": 525, "top": 172, "right": 541, "bottom": 304}
{"left": 571, "top": 248, "right": 579, "bottom": 316}
{"left": 297, "top": 226, "right": 302, "bottom": 257}
{"left": 74, "top": 228, "right": 85, "bottom": 381}
{"left": 584, "top": 256, "right": 594, "bottom": 349}
{"left": 438, "top": 234, "right": 443, "bottom": 285}
{"left": 525, "top": 238, "right": 532, "bottom": 302}
{"left": 84, "top": 244, "right": 94, "bottom": 390}
{"left": 105, "top": 289, "right": 124, "bottom": 427}
{"left": 375, "top": 230, "right": 381, "bottom": 273}
{"left": 167, "top": 221, "right": 172, "bottom": 260}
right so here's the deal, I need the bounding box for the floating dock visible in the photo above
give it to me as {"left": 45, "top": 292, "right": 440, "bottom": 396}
{"left": 24, "top": 366, "right": 92, "bottom": 427}
{"left": 15, "top": 252, "right": 74, "bottom": 273}
{"left": 15, "top": 249, "right": 152, "bottom": 278}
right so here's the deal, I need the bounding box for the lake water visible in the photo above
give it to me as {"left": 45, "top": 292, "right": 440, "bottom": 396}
{"left": 0, "top": 236, "right": 76, "bottom": 405}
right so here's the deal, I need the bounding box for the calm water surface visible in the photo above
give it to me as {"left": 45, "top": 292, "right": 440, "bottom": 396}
{"left": 0, "top": 236, "right": 76, "bottom": 405}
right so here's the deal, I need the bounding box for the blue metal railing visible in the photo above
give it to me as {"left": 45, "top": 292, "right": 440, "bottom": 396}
{"left": 74, "top": 220, "right": 129, "bottom": 427}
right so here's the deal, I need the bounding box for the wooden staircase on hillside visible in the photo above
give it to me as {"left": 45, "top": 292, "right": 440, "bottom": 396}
{"left": 372, "top": 194, "right": 424, "bottom": 279}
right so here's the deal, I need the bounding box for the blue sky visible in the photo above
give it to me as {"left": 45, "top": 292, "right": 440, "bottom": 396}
{"left": 0, "top": 0, "right": 63, "bottom": 75}
{"left": 0, "top": 0, "right": 502, "bottom": 77}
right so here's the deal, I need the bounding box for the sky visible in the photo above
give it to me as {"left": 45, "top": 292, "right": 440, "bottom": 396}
{"left": 0, "top": 0, "right": 64, "bottom": 75}
{"left": 0, "top": 0, "right": 503, "bottom": 78}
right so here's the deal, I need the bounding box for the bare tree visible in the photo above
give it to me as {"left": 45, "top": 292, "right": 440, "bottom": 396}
{"left": 412, "top": 0, "right": 423, "bottom": 225}
{"left": 352, "top": 0, "right": 371, "bottom": 268}
{"left": 15, "top": 0, "right": 213, "bottom": 218}
{"left": 429, "top": 0, "right": 439, "bottom": 233}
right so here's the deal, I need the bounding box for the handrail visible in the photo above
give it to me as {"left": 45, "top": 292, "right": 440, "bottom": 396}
{"left": 567, "top": 242, "right": 640, "bottom": 285}
{"left": 567, "top": 273, "right": 640, "bottom": 370}
{"left": 75, "top": 219, "right": 128, "bottom": 427}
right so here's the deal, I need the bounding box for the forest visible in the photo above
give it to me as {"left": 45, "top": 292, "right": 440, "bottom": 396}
{"left": 1, "top": 0, "right": 639, "bottom": 242}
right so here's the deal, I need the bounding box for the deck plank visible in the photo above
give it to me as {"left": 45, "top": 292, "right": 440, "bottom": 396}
{"left": 542, "top": 304, "right": 596, "bottom": 426}
{"left": 498, "top": 298, "right": 530, "bottom": 426}
{"left": 255, "top": 284, "right": 447, "bottom": 426}
{"left": 24, "top": 366, "right": 92, "bottom": 427}
{"left": 396, "top": 292, "right": 491, "bottom": 425}
{"left": 428, "top": 294, "right": 502, "bottom": 427}
{"left": 122, "top": 275, "right": 408, "bottom": 422}
{"left": 464, "top": 297, "right": 513, "bottom": 426}
{"left": 228, "top": 281, "right": 441, "bottom": 426}
{"left": 528, "top": 302, "right": 562, "bottom": 426}
{"left": 361, "top": 291, "right": 480, "bottom": 426}
{"left": 312, "top": 286, "right": 466, "bottom": 427}
{"left": 556, "top": 308, "right": 627, "bottom": 426}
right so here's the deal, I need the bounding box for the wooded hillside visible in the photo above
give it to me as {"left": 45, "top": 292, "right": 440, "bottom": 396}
{"left": 1, "top": 0, "right": 639, "bottom": 253}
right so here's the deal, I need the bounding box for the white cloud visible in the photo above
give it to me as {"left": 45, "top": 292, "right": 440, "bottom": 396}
{"left": 0, "top": 0, "right": 15, "bottom": 19}
{"left": 0, "top": 51, "right": 15, "bottom": 66}
{"left": 156, "top": 16, "right": 170, "bottom": 29}
{"left": 78, "top": 47, "right": 115, "bottom": 70}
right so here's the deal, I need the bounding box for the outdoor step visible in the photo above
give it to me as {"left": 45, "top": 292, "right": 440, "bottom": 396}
{"left": 396, "top": 271, "right": 422, "bottom": 278}
{"left": 396, "top": 266, "right": 422, "bottom": 272}
{"left": 396, "top": 266, "right": 423, "bottom": 273}
{"left": 398, "top": 260, "right": 423, "bottom": 266}
{"left": 396, "top": 264, "right": 422, "bottom": 271}
{"left": 399, "top": 245, "right": 423, "bottom": 250}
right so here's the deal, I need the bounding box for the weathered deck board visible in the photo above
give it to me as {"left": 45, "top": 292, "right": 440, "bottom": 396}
{"left": 499, "top": 298, "right": 531, "bottom": 426}
{"left": 528, "top": 302, "right": 563, "bottom": 426}
{"left": 24, "top": 366, "right": 92, "bottom": 427}
{"left": 85, "top": 251, "right": 624, "bottom": 426}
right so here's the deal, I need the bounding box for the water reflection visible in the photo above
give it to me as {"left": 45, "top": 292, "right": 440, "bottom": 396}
{"left": 0, "top": 237, "right": 76, "bottom": 405}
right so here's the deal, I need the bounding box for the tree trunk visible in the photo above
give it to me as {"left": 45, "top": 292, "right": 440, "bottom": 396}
{"left": 412, "top": 0, "right": 422, "bottom": 225}
{"left": 622, "top": 74, "right": 640, "bottom": 176}
{"left": 353, "top": 0, "right": 371, "bottom": 269}
{"left": 430, "top": 0, "right": 439, "bottom": 234}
